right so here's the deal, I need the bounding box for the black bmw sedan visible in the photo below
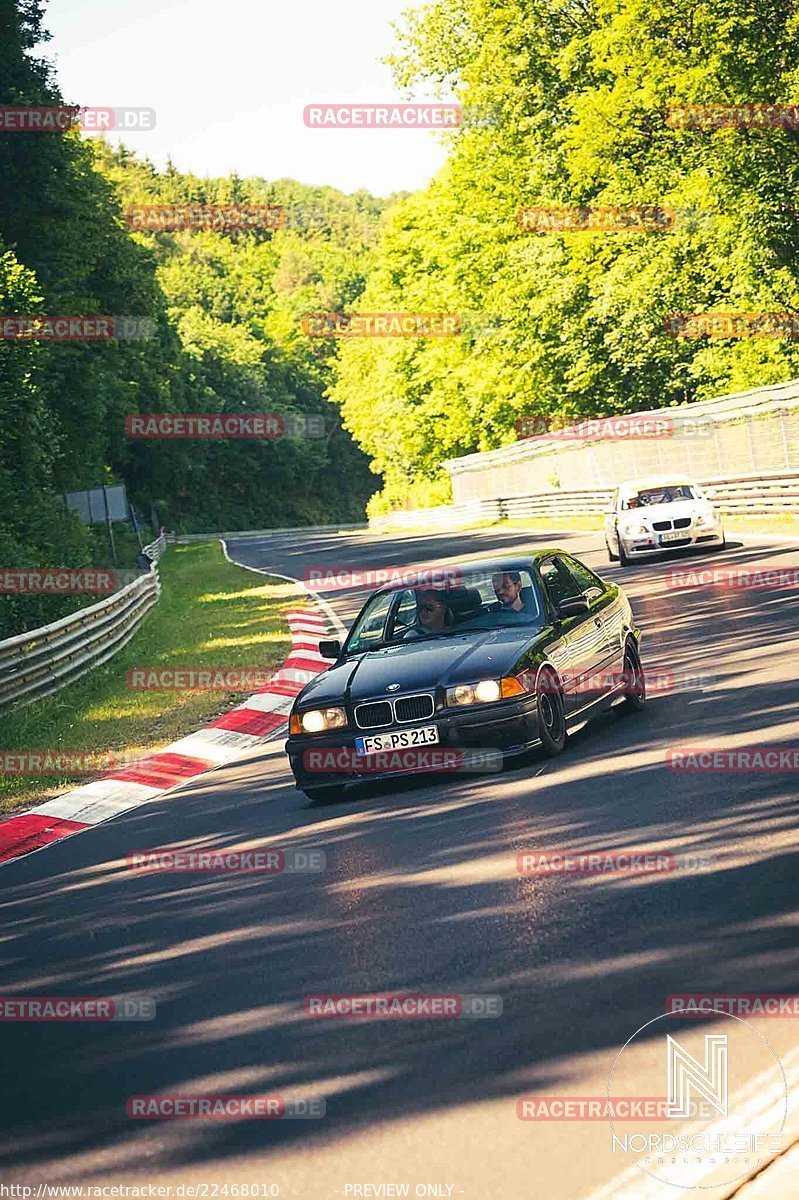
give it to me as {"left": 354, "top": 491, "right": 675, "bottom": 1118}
{"left": 286, "top": 551, "right": 644, "bottom": 800}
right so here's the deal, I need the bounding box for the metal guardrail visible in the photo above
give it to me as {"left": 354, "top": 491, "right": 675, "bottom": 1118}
{"left": 0, "top": 567, "right": 161, "bottom": 712}
{"left": 444, "top": 380, "right": 799, "bottom": 503}
{"left": 142, "top": 532, "right": 167, "bottom": 561}
{"left": 171, "top": 523, "right": 367, "bottom": 543}
{"left": 369, "top": 471, "right": 799, "bottom": 531}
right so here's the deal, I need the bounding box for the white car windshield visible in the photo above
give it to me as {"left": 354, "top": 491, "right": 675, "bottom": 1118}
{"left": 622, "top": 485, "right": 697, "bottom": 509}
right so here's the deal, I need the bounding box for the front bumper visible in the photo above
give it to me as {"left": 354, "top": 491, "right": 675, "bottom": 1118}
{"left": 619, "top": 527, "right": 724, "bottom": 558}
{"left": 286, "top": 696, "right": 541, "bottom": 792}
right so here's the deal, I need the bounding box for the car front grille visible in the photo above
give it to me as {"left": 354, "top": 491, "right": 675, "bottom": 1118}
{"left": 674, "top": 517, "right": 691, "bottom": 529}
{"left": 354, "top": 693, "right": 436, "bottom": 728}
{"left": 652, "top": 520, "right": 672, "bottom": 531}
{"left": 666, "top": 537, "right": 692, "bottom": 547}
{"left": 394, "top": 694, "right": 435, "bottom": 722}
{"left": 354, "top": 701, "right": 393, "bottom": 729}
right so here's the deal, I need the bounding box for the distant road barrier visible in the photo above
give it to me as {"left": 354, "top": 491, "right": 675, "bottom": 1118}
{"left": 172, "top": 523, "right": 367, "bottom": 543}
{"left": 141, "top": 531, "right": 168, "bottom": 561}
{"left": 0, "top": 566, "right": 161, "bottom": 712}
{"left": 368, "top": 471, "right": 799, "bottom": 531}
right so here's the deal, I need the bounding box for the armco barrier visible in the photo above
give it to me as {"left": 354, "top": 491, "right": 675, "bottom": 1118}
{"left": 173, "top": 523, "right": 367, "bottom": 543}
{"left": 368, "top": 471, "right": 799, "bottom": 532}
{"left": 445, "top": 379, "right": 799, "bottom": 503}
{"left": 0, "top": 567, "right": 161, "bottom": 712}
{"left": 141, "top": 531, "right": 167, "bottom": 561}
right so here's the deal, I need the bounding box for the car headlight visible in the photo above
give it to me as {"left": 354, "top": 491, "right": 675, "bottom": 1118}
{"left": 695, "top": 508, "right": 716, "bottom": 527}
{"left": 446, "top": 678, "right": 523, "bottom": 707}
{"left": 621, "top": 522, "right": 649, "bottom": 537}
{"left": 290, "top": 706, "right": 347, "bottom": 734}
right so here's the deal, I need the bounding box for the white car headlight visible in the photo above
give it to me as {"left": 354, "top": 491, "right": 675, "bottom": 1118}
{"left": 299, "top": 706, "right": 347, "bottom": 734}
{"left": 695, "top": 507, "right": 717, "bottom": 527}
{"left": 621, "top": 521, "right": 649, "bottom": 537}
{"left": 446, "top": 679, "right": 502, "bottom": 707}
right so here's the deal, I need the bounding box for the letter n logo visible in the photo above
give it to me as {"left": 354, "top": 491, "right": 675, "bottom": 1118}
{"left": 667, "top": 1034, "right": 728, "bottom": 1118}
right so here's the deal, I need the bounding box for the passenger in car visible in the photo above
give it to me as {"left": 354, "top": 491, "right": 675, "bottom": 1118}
{"left": 490, "top": 571, "right": 524, "bottom": 611}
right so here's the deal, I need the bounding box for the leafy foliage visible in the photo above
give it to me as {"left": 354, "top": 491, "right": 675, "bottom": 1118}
{"left": 0, "top": 0, "right": 385, "bottom": 633}
{"left": 334, "top": 0, "right": 799, "bottom": 511}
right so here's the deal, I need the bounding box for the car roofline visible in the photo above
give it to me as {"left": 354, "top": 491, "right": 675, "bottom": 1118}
{"left": 368, "top": 551, "right": 565, "bottom": 596}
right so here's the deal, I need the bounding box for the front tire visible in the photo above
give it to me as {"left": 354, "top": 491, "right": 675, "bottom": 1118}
{"left": 622, "top": 641, "right": 646, "bottom": 712}
{"left": 537, "top": 669, "right": 566, "bottom": 755}
{"left": 618, "top": 540, "right": 631, "bottom": 567}
{"left": 606, "top": 537, "right": 619, "bottom": 563}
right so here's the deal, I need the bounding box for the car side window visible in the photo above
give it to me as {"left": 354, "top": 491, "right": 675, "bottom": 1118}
{"left": 346, "top": 591, "right": 395, "bottom": 652}
{"left": 558, "top": 555, "right": 605, "bottom": 599}
{"left": 538, "top": 559, "right": 581, "bottom": 612}
{"left": 387, "top": 588, "right": 418, "bottom": 638}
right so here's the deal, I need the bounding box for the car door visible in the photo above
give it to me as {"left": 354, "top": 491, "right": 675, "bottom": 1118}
{"left": 556, "top": 553, "right": 623, "bottom": 675}
{"left": 604, "top": 488, "right": 620, "bottom": 553}
{"left": 537, "top": 556, "right": 607, "bottom": 714}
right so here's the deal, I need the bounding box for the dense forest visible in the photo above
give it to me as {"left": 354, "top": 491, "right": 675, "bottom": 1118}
{"left": 3, "top": 0, "right": 799, "bottom": 635}
{"left": 0, "top": 0, "right": 384, "bottom": 634}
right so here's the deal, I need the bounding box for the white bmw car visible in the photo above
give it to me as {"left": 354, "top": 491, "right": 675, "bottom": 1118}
{"left": 604, "top": 476, "right": 726, "bottom": 566}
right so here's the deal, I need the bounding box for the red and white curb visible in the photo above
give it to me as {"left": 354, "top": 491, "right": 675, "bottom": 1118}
{"left": 0, "top": 604, "right": 331, "bottom": 866}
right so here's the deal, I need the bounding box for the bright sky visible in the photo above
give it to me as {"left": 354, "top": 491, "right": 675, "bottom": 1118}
{"left": 41, "top": 0, "right": 451, "bottom": 199}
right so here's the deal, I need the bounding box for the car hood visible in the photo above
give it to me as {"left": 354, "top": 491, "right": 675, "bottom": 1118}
{"left": 296, "top": 626, "right": 544, "bottom": 707}
{"left": 620, "top": 500, "right": 705, "bottom": 523}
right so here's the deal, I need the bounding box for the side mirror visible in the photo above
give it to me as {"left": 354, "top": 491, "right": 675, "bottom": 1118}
{"left": 557, "top": 595, "right": 589, "bottom": 619}
{"left": 318, "top": 639, "right": 342, "bottom": 660}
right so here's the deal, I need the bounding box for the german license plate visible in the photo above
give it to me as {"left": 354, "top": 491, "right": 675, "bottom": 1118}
{"left": 658, "top": 531, "right": 685, "bottom": 544}
{"left": 355, "top": 726, "right": 439, "bottom": 755}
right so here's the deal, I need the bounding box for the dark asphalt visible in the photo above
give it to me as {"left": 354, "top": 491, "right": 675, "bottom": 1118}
{"left": 1, "top": 525, "right": 797, "bottom": 1199}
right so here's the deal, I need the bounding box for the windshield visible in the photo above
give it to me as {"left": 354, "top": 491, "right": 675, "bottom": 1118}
{"left": 622, "top": 484, "right": 697, "bottom": 509}
{"left": 343, "top": 568, "right": 543, "bottom": 653}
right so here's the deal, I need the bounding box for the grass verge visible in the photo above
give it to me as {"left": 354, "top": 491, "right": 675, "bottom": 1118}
{"left": 0, "top": 541, "right": 299, "bottom": 816}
